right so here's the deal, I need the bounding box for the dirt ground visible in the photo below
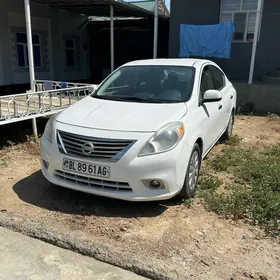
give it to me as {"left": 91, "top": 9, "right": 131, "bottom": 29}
{"left": 0, "top": 116, "right": 280, "bottom": 280}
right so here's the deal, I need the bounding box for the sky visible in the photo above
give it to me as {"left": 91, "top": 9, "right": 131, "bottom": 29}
{"left": 126, "top": 0, "right": 171, "bottom": 11}
{"left": 164, "top": 0, "right": 170, "bottom": 11}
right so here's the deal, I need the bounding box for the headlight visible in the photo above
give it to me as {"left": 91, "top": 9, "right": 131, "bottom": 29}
{"left": 44, "top": 115, "right": 56, "bottom": 143}
{"left": 138, "top": 122, "right": 185, "bottom": 157}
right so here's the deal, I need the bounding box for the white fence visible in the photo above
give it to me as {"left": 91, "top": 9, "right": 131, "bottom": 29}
{"left": 0, "top": 80, "right": 97, "bottom": 129}
{"left": 34, "top": 80, "right": 93, "bottom": 92}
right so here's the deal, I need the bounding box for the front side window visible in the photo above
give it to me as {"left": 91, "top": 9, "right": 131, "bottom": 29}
{"left": 200, "top": 67, "right": 215, "bottom": 98}
{"left": 92, "top": 65, "right": 195, "bottom": 103}
{"left": 220, "top": 0, "right": 262, "bottom": 42}
{"left": 16, "top": 33, "right": 41, "bottom": 67}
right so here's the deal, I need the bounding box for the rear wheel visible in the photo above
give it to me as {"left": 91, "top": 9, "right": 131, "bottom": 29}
{"left": 220, "top": 112, "right": 234, "bottom": 142}
{"left": 179, "top": 143, "right": 201, "bottom": 199}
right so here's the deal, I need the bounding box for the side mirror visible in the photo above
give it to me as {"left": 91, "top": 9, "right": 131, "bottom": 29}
{"left": 203, "top": 89, "right": 222, "bottom": 103}
{"left": 87, "top": 85, "right": 98, "bottom": 94}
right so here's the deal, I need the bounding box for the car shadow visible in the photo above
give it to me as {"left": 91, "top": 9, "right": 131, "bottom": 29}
{"left": 12, "top": 171, "right": 176, "bottom": 218}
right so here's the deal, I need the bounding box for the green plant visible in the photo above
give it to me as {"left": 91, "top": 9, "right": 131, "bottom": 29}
{"left": 198, "top": 176, "right": 222, "bottom": 192}
{"left": 201, "top": 184, "right": 252, "bottom": 220}
{"left": 6, "top": 140, "right": 15, "bottom": 146}
{"left": 210, "top": 147, "right": 256, "bottom": 172}
{"left": 26, "top": 134, "right": 40, "bottom": 144}
{"left": 268, "top": 112, "right": 279, "bottom": 120}
{"left": 237, "top": 102, "right": 254, "bottom": 115}
{"left": 224, "top": 134, "right": 242, "bottom": 146}
{"left": 198, "top": 144, "right": 280, "bottom": 236}
{"left": 0, "top": 159, "right": 7, "bottom": 167}
{"left": 184, "top": 198, "right": 194, "bottom": 208}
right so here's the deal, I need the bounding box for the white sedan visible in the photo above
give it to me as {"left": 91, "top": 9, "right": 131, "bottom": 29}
{"left": 40, "top": 59, "right": 236, "bottom": 201}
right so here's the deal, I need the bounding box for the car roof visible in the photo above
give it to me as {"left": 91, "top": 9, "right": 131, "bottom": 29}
{"left": 122, "top": 58, "right": 212, "bottom": 68}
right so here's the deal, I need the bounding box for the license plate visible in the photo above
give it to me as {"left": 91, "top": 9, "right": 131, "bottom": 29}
{"left": 62, "top": 158, "right": 110, "bottom": 178}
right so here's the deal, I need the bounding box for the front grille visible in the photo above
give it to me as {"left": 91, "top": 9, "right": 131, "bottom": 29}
{"left": 54, "top": 170, "right": 132, "bottom": 192}
{"left": 57, "top": 130, "right": 135, "bottom": 161}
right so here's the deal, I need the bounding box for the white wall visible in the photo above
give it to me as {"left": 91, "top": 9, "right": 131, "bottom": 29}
{"left": 0, "top": 0, "right": 90, "bottom": 86}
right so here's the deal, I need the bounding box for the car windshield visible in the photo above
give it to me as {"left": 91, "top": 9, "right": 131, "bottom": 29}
{"left": 92, "top": 65, "right": 195, "bottom": 103}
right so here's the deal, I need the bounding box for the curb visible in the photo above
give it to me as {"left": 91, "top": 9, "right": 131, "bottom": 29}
{"left": 0, "top": 212, "right": 185, "bottom": 280}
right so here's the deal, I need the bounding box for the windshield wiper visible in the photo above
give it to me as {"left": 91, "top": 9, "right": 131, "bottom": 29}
{"left": 92, "top": 96, "right": 129, "bottom": 102}
{"left": 115, "top": 96, "right": 164, "bottom": 103}
{"left": 93, "top": 95, "right": 164, "bottom": 103}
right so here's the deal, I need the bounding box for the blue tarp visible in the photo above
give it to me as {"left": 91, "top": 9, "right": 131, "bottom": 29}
{"left": 179, "top": 22, "right": 235, "bottom": 59}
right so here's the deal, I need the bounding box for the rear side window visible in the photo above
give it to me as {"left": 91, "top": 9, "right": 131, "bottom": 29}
{"left": 210, "top": 66, "right": 225, "bottom": 90}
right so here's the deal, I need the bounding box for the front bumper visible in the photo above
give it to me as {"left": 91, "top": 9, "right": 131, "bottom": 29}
{"left": 40, "top": 123, "right": 192, "bottom": 202}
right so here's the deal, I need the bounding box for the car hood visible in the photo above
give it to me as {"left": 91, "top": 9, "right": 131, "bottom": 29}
{"left": 56, "top": 97, "right": 187, "bottom": 132}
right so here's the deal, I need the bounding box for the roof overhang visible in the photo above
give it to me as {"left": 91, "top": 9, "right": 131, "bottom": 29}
{"left": 30, "top": 0, "right": 163, "bottom": 18}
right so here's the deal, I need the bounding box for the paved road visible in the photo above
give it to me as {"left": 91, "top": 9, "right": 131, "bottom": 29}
{"left": 0, "top": 227, "right": 148, "bottom": 280}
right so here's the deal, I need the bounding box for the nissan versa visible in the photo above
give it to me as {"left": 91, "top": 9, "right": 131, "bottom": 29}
{"left": 40, "top": 59, "right": 236, "bottom": 201}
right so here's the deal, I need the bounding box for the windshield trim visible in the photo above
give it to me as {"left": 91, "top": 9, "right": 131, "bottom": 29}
{"left": 91, "top": 65, "right": 196, "bottom": 104}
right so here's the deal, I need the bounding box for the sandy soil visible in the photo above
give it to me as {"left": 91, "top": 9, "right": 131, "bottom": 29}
{"left": 0, "top": 116, "right": 280, "bottom": 280}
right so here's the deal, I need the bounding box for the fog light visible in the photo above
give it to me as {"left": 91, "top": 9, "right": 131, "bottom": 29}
{"left": 150, "top": 180, "right": 161, "bottom": 188}
{"left": 42, "top": 159, "right": 49, "bottom": 169}
{"left": 142, "top": 179, "right": 165, "bottom": 189}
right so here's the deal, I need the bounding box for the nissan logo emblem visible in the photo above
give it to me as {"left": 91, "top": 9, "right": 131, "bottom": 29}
{"left": 81, "top": 141, "right": 94, "bottom": 155}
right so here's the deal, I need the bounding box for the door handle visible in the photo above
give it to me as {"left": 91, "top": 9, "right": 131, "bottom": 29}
{"left": 218, "top": 104, "right": 223, "bottom": 110}
{"left": 230, "top": 95, "right": 233, "bottom": 99}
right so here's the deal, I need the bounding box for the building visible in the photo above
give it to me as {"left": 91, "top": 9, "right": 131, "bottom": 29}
{"left": 0, "top": 0, "right": 159, "bottom": 92}
{"left": 0, "top": 0, "right": 91, "bottom": 88}
{"left": 129, "top": 0, "right": 170, "bottom": 17}
{"left": 89, "top": 17, "right": 169, "bottom": 83}
{"left": 169, "top": 0, "right": 280, "bottom": 82}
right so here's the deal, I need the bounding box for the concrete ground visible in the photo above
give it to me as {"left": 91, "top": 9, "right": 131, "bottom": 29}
{"left": 0, "top": 227, "right": 148, "bottom": 280}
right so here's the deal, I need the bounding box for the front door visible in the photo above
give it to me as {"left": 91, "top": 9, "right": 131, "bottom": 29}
{"left": 209, "top": 65, "right": 232, "bottom": 132}
{"left": 199, "top": 65, "right": 223, "bottom": 153}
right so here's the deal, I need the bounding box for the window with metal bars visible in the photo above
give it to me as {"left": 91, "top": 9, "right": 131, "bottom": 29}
{"left": 62, "top": 35, "right": 80, "bottom": 69}
{"left": 16, "top": 32, "right": 42, "bottom": 67}
{"left": 65, "top": 38, "right": 75, "bottom": 67}
{"left": 220, "top": 0, "right": 262, "bottom": 42}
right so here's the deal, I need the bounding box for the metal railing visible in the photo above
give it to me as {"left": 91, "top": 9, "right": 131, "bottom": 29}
{"left": 0, "top": 84, "right": 97, "bottom": 127}
{"left": 34, "top": 80, "right": 92, "bottom": 92}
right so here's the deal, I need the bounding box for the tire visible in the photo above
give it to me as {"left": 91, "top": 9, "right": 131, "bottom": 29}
{"left": 179, "top": 143, "right": 202, "bottom": 199}
{"left": 220, "top": 112, "right": 234, "bottom": 142}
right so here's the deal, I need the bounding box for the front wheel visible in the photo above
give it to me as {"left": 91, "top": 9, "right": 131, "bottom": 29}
{"left": 179, "top": 144, "right": 202, "bottom": 199}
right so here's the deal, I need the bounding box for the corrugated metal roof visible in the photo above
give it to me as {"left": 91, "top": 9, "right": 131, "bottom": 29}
{"left": 30, "top": 0, "right": 157, "bottom": 17}
{"left": 129, "top": 0, "right": 170, "bottom": 17}
{"left": 131, "top": 1, "right": 155, "bottom": 11}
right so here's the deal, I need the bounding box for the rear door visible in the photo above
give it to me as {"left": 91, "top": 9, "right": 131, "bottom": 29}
{"left": 209, "top": 65, "right": 232, "bottom": 132}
